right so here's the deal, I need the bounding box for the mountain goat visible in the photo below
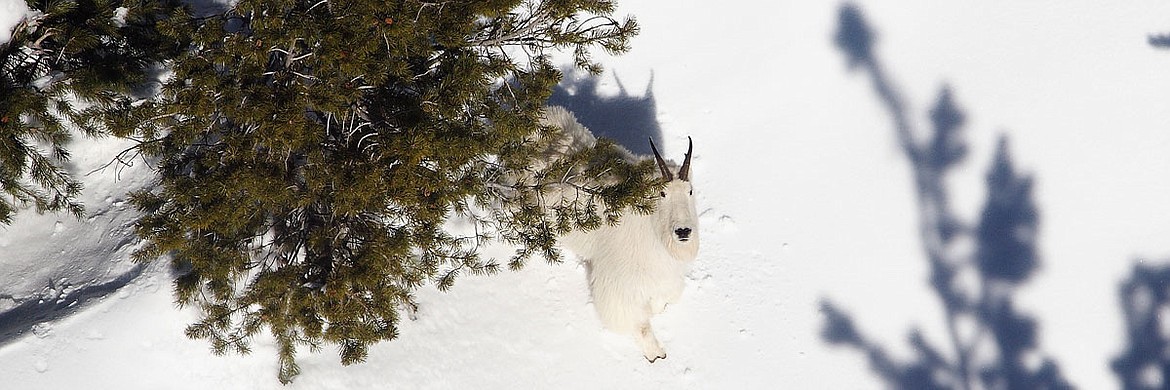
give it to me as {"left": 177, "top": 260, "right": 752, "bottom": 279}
{"left": 540, "top": 106, "right": 699, "bottom": 363}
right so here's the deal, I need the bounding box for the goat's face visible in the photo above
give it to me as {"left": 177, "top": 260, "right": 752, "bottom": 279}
{"left": 650, "top": 138, "right": 699, "bottom": 261}
{"left": 658, "top": 179, "right": 698, "bottom": 244}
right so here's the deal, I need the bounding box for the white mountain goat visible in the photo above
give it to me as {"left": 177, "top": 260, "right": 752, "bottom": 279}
{"left": 540, "top": 106, "right": 699, "bottom": 363}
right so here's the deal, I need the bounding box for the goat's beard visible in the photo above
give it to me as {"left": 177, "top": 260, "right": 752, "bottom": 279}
{"left": 665, "top": 235, "right": 700, "bottom": 263}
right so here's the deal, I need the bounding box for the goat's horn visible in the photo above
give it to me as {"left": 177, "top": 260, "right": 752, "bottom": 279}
{"left": 649, "top": 138, "right": 673, "bottom": 181}
{"left": 678, "top": 136, "right": 693, "bottom": 181}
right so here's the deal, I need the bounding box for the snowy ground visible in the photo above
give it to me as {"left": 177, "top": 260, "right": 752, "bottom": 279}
{"left": 4, "top": 0, "right": 1170, "bottom": 388}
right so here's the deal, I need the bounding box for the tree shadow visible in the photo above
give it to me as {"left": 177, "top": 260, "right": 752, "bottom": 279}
{"left": 1148, "top": 31, "right": 1170, "bottom": 49}
{"left": 1112, "top": 262, "right": 1170, "bottom": 389}
{"left": 0, "top": 263, "right": 144, "bottom": 346}
{"left": 1113, "top": 8, "right": 1170, "bottom": 361}
{"left": 820, "top": 4, "right": 1072, "bottom": 389}
{"left": 548, "top": 68, "right": 662, "bottom": 155}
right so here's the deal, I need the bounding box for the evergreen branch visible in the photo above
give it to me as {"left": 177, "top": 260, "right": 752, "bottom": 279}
{"left": 470, "top": 10, "right": 556, "bottom": 48}
{"left": 413, "top": 1, "right": 451, "bottom": 23}
{"left": 86, "top": 136, "right": 167, "bottom": 178}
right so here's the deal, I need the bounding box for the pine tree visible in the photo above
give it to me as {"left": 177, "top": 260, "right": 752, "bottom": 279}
{"left": 0, "top": 0, "right": 181, "bottom": 224}
{"left": 125, "top": 0, "right": 646, "bottom": 382}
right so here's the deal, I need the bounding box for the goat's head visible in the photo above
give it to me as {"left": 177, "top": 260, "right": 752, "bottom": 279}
{"left": 650, "top": 137, "right": 699, "bottom": 261}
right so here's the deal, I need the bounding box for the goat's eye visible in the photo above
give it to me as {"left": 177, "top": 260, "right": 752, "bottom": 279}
{"left": 659, "top": 191, "right": 667, "bottom": 198}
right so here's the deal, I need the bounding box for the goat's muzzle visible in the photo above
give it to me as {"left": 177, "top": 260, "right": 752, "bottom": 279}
{"left": 675, "top": 228, "right": 692, "bottom": 241}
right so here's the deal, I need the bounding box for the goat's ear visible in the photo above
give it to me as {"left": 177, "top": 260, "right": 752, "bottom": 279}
{"left": 649, "top": 137, "right": 674, "bottom": 181}
{"left": 678, "top": 137, "right": 692, "bottom": 181}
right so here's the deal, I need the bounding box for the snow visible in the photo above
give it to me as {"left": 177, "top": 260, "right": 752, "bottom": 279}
{"left": 3, "top": 0, "right": 1170, "bottom": 388}
{"left": 0, "top": 0, "right": 29, "bottom": 45}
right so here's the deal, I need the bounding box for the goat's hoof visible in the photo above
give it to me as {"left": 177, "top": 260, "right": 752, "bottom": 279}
{"left": 645, "top": 353, "right": 666, "bottom": 363}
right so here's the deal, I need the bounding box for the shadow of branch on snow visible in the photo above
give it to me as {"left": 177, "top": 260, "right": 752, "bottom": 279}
{"left": 0, "top": 264, "right": 144, "bottom": 346}
{"left": 549, "top": 68, "right": 662, "bottom": 155}
{"left": 1110, "top": 20, "right": 1170, "bottom": 361}
{"left": 820, "top": 4, "right": 1072, "bottom": 389}
{"left": 1113, "top": 262, "right": 1170, "bottom": 389}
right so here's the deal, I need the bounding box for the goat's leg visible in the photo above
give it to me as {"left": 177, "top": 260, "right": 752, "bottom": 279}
{"left": 650, "top": 278, "right": 686, "bottom": 315}
{"left": 636, "top": 322, "right": 667, "bottom": 363}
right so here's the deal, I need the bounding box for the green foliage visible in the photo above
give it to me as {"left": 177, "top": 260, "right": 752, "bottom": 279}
{"left": 0, "top": 0, "right": 181, "bottom": 223}
{"left": 122, "top": 0, "right": 642, "bottom": 383}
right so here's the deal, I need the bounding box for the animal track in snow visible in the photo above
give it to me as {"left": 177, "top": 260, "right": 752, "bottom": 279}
{"left": 698, "top": 208, "right": 737, "bottom": 234}
{"left": 31, "top": 323, "right": 52, "bottom": 338}
{"left": 33, "top": 358, "right": 48, "bottom": 373}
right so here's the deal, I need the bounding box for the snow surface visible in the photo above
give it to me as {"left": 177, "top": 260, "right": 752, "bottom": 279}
{"left": 0, "top": 0, "right": 28, "bottom": 44}
{"left": 3, "top": 0, "right": 1170, "bottom": 388}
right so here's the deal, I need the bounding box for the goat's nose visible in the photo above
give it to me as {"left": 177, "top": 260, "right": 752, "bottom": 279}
{"left": 675, "top": 228, "right": 692, "bottom": 240}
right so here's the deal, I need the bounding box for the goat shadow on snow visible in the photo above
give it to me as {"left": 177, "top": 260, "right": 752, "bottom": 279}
{"left": 549, "top": 68, "right": 663, "bottom": 156}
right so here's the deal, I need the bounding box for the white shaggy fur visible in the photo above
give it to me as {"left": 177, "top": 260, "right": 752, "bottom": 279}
{"left": 540, "top": 106, "right": 699, "bottom": 362}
